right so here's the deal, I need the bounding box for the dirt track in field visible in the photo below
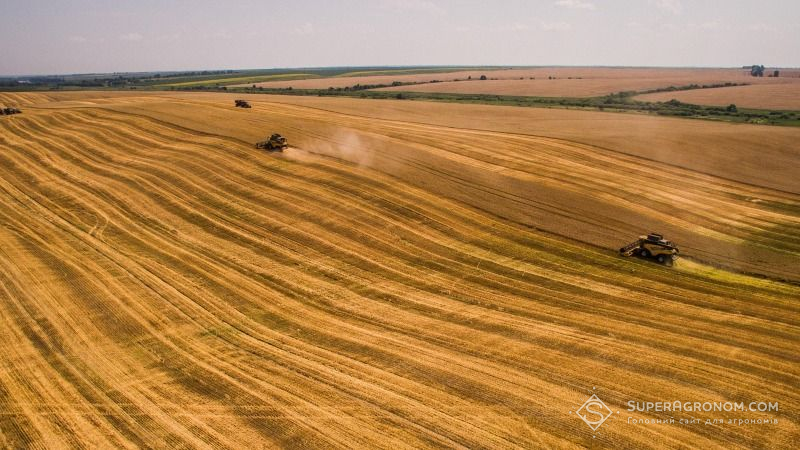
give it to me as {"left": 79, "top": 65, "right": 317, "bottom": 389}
{"left": 0, "top": 91, "right": 798, "bottom": 448}
{"left": 635, "top": 83, "right": 800, "bottom": 110}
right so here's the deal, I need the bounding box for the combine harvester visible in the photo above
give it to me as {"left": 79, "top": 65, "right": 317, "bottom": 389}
{"left": 256, "top": 133, "right": 289, "bottom": 152}
{"left": 234, "top": 99, "right": 251, "bottom": 108}
{"left": 0, "top": 107, "right": 21, "bottom": 116}
{"left": 620, "top": 232, "right": 679, "bottom": 265}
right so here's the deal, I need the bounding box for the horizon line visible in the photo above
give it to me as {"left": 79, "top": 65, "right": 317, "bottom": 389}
{"left": 3, "top": 64, "right": 799, "bottom": 79}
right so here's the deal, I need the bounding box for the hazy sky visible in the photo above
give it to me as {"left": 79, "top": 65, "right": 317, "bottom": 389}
{"left": 1, "top": 0, "right": 798, "bottom": 75}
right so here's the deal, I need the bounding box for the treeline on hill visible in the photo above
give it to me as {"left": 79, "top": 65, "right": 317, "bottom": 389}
{"left": 0, "top": 67, "right": 483, "bottom": 90}
{"left": 0, "top": 76, "right": 66, "bottom": 87}
{"left": 150, "top": 70, "right": 236, "bottom": 79}
{"left": 640, "top": 82, "right": 747, "bottom": 94}
{"left": 747, "top": 65, "right": 781, "bottom": 78}
{"left": 0, "top": 70, "right": 241, "bottom": 89}
{"left": 0, "top": 75, "right": 147, "bottom": 89}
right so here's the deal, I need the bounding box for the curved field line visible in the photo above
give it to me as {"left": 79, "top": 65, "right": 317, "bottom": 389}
{"left": 0, "top": 94, "right": 798, "bottom": 448}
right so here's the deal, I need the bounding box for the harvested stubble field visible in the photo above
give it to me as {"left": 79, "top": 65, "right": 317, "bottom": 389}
{"left": 374, "top": 75, "right": 799, "bottom": 99}
{"left": 0, "top": 91, "right": 798, "bottom": 449}
{"left": 635, "top": 83, "right": 800, "bottom": 111}
{"left": 241, "top": 67, "right": 800, "bottom": 98}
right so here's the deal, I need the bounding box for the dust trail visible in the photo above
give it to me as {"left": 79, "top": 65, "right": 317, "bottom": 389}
{"left": 286, "top": 129, "right": 374, "bottom": 168}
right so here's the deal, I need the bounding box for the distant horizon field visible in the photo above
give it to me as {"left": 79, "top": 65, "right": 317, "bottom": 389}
{"left": 233, "top": 66, "right": 800, "bottom": 98}
{"left": 375, "top": 67, "right": 800, "bottom": 97}
{"left": 158, "top": 73, "right": 320, "bottom": 87}
{"left": 6, "top": 65, "right": 800, "bottom": 80}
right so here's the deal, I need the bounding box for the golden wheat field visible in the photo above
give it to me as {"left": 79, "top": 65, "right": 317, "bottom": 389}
{"left": 375, "top": 72, "right": 800, "bottom": 98}
{"left": 240, "top": 67, "right": 800, "bottom": 98}
{"left": 0, "top": 91, "right": 798, "bottom": 449}
{"left": 635, "top": 83, "right": 800, "bottom": 110}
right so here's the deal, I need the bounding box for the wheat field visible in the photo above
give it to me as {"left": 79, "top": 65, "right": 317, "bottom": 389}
{"left": 635, "top": 83, "right": 800, "bottom": 110}
{"left": 0, "top": 92, "right": 798, "bottom": 448}
{"left": 241, "top": 67, "right": 799, "bottom": 96}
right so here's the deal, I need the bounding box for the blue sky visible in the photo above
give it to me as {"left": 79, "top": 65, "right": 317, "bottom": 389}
{"left": 1, "top": 0, "right": 798, "bottom": 75}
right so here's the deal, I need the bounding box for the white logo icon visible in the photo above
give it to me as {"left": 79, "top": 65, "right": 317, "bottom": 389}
{"left": 575, "top": 394, "right": 613, "bottom": 431}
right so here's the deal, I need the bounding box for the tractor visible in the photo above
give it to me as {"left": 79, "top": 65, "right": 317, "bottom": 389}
{"left": 256, "top": 133, "right": 288, "bottom": 152}
{"left": 620, "top": 233, "right": 679, "bottom": 265}
{"left": 234, "top": 99, "right": 251, "bottom": 108}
